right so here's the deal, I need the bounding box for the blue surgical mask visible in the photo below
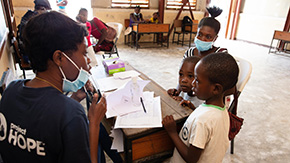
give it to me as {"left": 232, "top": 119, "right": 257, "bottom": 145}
{"left": 134, "top": 12, "right": 140, "bottom": 16}
{"left": 194, "top": 37, "right": 214, "bottom": 52}
{"left": 59, "top": 52, "right": 90, "bottom": 92}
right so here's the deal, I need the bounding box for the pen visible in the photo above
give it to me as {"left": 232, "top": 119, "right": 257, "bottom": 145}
{"left": 140, "top": 97, "right": 146, "bottom": 113}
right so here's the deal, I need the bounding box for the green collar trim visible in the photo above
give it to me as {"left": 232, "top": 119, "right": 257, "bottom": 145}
{"left": 201, "top": 103, "right": 225, "bottom": 111}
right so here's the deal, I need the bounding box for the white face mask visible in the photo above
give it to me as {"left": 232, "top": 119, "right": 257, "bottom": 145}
{"left": 59, "top": 52, "right": 90, "bottom": 92}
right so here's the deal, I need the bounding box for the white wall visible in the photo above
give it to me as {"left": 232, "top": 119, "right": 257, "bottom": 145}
{"left": 236, "top": 0, "right": 289, "bottom": 45}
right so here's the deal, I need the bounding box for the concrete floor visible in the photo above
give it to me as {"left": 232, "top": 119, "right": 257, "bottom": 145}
{"left": 107, "top": 39, "right": 290, "bottom": 163}
{"left": 17, "top": 38, "right": 290, "bottom": 162}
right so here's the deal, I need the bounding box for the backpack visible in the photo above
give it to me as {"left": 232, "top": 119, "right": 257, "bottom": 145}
{"left": 16, "top": 10, "right": 37, "bottom": 63}
{"left": 182, "top": 16, "right": 193, "bottom": 32}
{"left": 90, "top": 18, "right": 117, "bottom": 42}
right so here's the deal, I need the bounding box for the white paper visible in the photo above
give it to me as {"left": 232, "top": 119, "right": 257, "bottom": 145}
{"left": 114, "top": 95, "right": 162, "bottom": 128}
{"left": 110, "top": 129, "right": 124, "bottom": 152}
{"left": 106, "top": 79, "right": 150, "bottom": 118}
{"left": 113, "top": 70, "right": 140, "bottom": 79}
{"left": 95, "top": 76, "right": 131, "bottom": 92}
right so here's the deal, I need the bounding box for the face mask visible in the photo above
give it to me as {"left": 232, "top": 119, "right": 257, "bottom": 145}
{"left": 194, "top": 37, "right": 214, "bottom": 52}
{"left": 134, "top": 12, "right": 140, "bottom": 16}
{"left": 59, "top": 52, "right": 90, "bottom": 92}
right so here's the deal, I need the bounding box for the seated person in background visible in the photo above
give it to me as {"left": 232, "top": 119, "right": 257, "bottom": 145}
{"left": 163, "top": 52, "right": 239, "bottom": 163}
{"left": 129, "top": 6, "right": 145, "bottom": 27}
{"left": 76, "top": 8, "right": 98, "bottom": 67}
{"left": 17, "top": 0, "right": 51, "bottom": 63}
{"left": 90, "top": 17, "right": 114, "bottom": 52}
{"left": 167, "top": 56, "right": 203, "bottom": 110}
{"left": 129, "top": 6, "right": 145, "bottom": 43}
{"left": 147, "top": 12, "right": 161, "bottom": 24}
{"left": 0, "top": 11, "right": 106, "bottom": 162}
{"left": 183, "top": 10, "right": 227, "bottom": 59}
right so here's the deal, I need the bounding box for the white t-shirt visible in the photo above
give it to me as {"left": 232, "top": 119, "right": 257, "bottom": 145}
{"left": 171, "top": 104, "right": 230, "bottom": 163}
{"left": 179, "top": 91, "right": 204, "bottom": 108}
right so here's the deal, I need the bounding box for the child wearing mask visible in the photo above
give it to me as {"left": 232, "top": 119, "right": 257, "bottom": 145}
{"left": 163, "top": 52, "right": 239, "bottom": 163}
{"left": 167, "top": 56, "right": 203, "bottom": 110}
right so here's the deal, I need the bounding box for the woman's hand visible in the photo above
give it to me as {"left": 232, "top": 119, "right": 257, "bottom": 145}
{"left": 70, "top": 81, "right": 94, "bottom": 102}
{"left": 88, "top": 94, "right": 107, "bottom": 124}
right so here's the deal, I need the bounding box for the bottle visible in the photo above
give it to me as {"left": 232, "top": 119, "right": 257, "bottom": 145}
{"left": 130, "top": 76, "right": 141, "bottom": 106}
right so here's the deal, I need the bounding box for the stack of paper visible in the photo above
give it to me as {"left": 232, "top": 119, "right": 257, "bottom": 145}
{"left": 105, "top": 79, "right": 150, "bottom": 118}
{"left": 114, "top": 92, "right": 162, "bottom": 128}
{"left": 110, "top": 129, "right": 124, "bottom": 152}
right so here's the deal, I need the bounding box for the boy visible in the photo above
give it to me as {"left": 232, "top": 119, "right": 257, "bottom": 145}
{"left": 167, "top": 56, "right": 203, "bottom": 110}
{"left": 149, "top": 12, "right": 160, "bottom": 24}
{"left": 76, "top": 8, "right": 98, "bottom": 67}
{"left": 163, "top": 52, "right": 239, "bottom": 162}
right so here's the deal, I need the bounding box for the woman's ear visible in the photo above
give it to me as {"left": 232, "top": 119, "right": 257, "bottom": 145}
{"left": 52, "top": 50, "right": 63, "bottom": 67}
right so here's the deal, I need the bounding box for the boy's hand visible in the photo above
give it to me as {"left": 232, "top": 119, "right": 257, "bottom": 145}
{"left": 167, "top": 89, "right": 179, "bottom": 97}
{"left": 162, "top": 115, "right": 177, "bottom": 136}
{"left": 180, "top": 100, "right": 196, "bottom": 111}
{"left": 88, "top": 94, "right": 107, "bottom": 124}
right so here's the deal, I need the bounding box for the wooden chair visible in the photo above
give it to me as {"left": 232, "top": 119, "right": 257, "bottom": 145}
{"left": 228, "top": 56, "right": 252, "bottom": 154}
{"left": 124, "top": 19, "right": 131, "bottom": 45}
{"left": 10, "top": 36, "right": 33, "bottom": 79}
{"left": 172, "top": 20, "right": 198, "bottom": 47}
{"left": 268, "top": 30, "right": 290, "bottom": 54}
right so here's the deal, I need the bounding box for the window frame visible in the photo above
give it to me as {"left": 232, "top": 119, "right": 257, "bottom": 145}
{"left": 111, "top": 0, "right": 149, "bottom": 9}
{"left": 166, "top": 0, "right": 197, "bottom": 10}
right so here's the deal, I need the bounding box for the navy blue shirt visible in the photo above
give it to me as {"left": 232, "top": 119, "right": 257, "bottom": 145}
{"left": 0, "top": 80, "right": 91, "bottom": 163}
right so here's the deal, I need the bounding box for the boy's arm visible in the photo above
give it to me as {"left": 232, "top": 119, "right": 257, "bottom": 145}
{"left": 162, "top": 115, "right": 203, "bottom": 163}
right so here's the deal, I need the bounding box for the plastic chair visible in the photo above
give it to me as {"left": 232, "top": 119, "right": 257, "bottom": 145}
{"left": 228, "top": 56, "right": 252, "bottom": 154}
{"left": 102, "top": 22, "right": 123, "bottom": 59}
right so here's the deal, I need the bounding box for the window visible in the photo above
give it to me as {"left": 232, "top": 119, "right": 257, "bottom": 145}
{"left": 166, "top": 0, "right": 196, "bottom": 10}
{"left": 111, "top": 0, "right": 149, "bottom": 8}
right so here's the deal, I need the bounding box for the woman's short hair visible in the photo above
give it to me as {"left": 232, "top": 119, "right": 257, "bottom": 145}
{"left": 22, "top": 11, "right": 87, "bottom": 72}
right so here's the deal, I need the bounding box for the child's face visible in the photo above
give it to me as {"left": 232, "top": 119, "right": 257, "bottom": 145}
{"left": 196, "top": 26, "right": 217, "bottom": 42}
{"left": 135, "top": 8, "right": 140, "bottom": 14}
{"left": 192, "top": 61, "right": 215, "bottom": 100}
{"left": 179, "top": 61, "right": 196, "bottom": 93}
{"left": 78, "top": 11, "right": 88, "bottom": 23}
{"left": 153, "top": 13, "right": 158, "bottom": 19}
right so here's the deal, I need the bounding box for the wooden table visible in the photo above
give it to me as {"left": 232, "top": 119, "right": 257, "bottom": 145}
{"left": 132, "top": 23, "right": 170, "bottom": 50}
{"left": 91, "top": 57, "right": 192, "bottom": 162}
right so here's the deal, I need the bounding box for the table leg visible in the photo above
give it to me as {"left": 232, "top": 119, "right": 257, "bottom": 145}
{"left": 124, "top": 136, "right": 133, "bottom": 163}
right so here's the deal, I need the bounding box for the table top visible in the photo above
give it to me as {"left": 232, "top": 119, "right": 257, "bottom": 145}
{"left": 132, "top": 23, "right": 170, "bottom": 33}
{"left": 90, "top": 56, "right": 192, "bottom": 139}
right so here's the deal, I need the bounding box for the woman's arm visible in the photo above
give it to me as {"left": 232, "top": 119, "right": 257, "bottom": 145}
{"left": 88, "top": 94, "right": 107, "bottom": 163}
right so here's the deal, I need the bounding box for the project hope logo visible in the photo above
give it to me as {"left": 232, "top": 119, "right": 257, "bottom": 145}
{"left": 0, "top": 113, "right": 46, "bottom": 156}
{"left": 0, "top": 113, "right": 7, "bottom": 141}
